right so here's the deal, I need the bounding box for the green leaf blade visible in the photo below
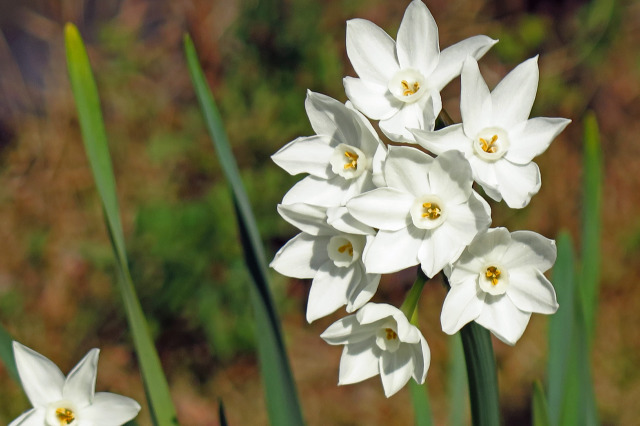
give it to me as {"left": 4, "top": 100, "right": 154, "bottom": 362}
{"left": 410, "top": 381, "right": 433, "bottom": 426}
{"left": 64, "top": 23, "right": 178, "bottom": 426}
{"left": 184, "top": 34, "right": 304, "bottom": 426}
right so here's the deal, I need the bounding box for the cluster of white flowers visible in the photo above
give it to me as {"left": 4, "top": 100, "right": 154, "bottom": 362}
{"left": 271, "top": 0, "right": 568, "bottom": 397}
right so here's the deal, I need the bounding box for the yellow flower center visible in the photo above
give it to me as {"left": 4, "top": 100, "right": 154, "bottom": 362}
{"left": 485, "top": 266, "right": 501, "bottom": 286}
{"left": 338, "top": 242, "right": 354, "bottom": 257}
{"left": 385, "top": 328, "right": 398, "bottom": 340}
{"left": 401, "top": 80, "right": 420, "bottom": 96}
{"left": 343, "top": 151, "right": 359, "bottom": 170}
{"left": 55, "top": 408, "right": 75, "bottom": 425}
{"left": 421, "top": 202, "right": 441, "bottom": 219}
{"left": 479, "top": 135, "right": 499, "bottom": 153}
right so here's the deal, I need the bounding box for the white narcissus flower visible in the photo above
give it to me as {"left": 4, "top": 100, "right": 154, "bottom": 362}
{"left": 412, "top": 56, "right": 571, "bottom": 208}
{"left": 272, "top": 91, "right": 385, "bottom": 207}
{"left": 344, "top": 0, "right": 497, "bottom": 142}
{"left": 10, "top": 342, "right": 141, "bottom": 426}
{"left": 321, "top": 302, "right": 430, "bottom": 397}
{"left": 270, "top": 203, "right": 381, "bottom": 323}
{"left": 441, "top": 227, "right": 559, "bottom": 345}
{"left": 347, "top": 146, "right": 491, "bottom": 278}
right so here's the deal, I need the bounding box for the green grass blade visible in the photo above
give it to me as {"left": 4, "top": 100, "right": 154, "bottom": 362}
{"left": 532, "top": 381, "right": 550, "bottom": 426}
{"left": 0, "top": 323, "right": 18, "bottom": 382}
{"left": 580, "top": 111, "right": 603, "bottom": 345}
{"left": 448, "top": 334, "right": 468, "bottom": 426}
{"left": 547, "top": 232, "right": 575, "bottom": 425}
{"left": 410, "top": 381, "right": 433, "bottom": 426}
{"left": 459, "top": 322, "right": 500, "bottom": 426}
{"left": 184, "top": 34, "right": 304, "bottom": 425}
{"left": 64, "top": 23, "right": 178, "bottom": 426}
{"left": 218, "top": 399, "right": 228, "bottom": 426}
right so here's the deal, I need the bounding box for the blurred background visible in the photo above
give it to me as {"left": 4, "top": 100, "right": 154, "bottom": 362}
{"left": 0, "top": 0, "right": 638, "bottom": 424}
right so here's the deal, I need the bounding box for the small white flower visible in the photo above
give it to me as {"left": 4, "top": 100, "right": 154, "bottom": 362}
{"left": 270, "top": 203, "right": 381, "bottom": 322}
{"left": 320, "top": 303, "right": 430, "bottom": 397}
{"left": 347, "top": 146, "right": 491, "bottom": 277}
{"left": 412, "top": 56, "right": 571, "bottom": 208}
{"left": 272, "top": 91, "right": 385, "bottom": 207}
{"left": 344, "top": 0, "right": 496, "bottom": 141}
{"left": 10, "top": 342, "right": 141, "bottom": 426}
{"left": 440, "top": 227, "right": 559, "bottom": 345}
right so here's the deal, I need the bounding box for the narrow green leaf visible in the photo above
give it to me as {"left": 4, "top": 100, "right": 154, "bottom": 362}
{"left": 0, "top": 323, "right": 18, "bottom": 382}
{"left": 448, "top": 334, "right": 468, "bottom": 426}
{"left": 459, "top": 322, "right": 500, "bottom": 426}
{"left": 547, "top": 232, "right": 575, "bottom": 425}
{"left": 580, "top": 111, "right": 602, "bottom": 344}
{"left": 184, "top": 34, "right": 304, "bottom": 425}
{"left": 410, "top": 380, "right": 433, "bottom": 426}
{"left": 64, "top": 23, "right": 178, "bottom": 426}
{"left": 532, "top": 381, "right": 550, "bottom": 426}
{"left": 218, "top": 399, "right": 229, "bottom": 426}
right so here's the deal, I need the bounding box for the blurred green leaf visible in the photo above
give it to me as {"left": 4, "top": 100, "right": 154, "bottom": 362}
{"left": 580, "top": 111, "right": 602, "bottom": 345}
{"left": 410, "top": 381, "right": 433, "bottom": 426}
{"left": 547, "top": 232, "right": 575, "bottom": 425}
{"left": 184, "top": 33, "right": 304, "bottom": 426}
{"left": 532, "top": 381, "right": 550, "bottom": 426}
{"left": 64, "top": 23, "right": 178, "bottom": 426}
{"left": 448, "top": 334, "right": 468, "bottom": 426}
{"left": 0, "top": 324, "right": 17, "bottom": 382}
{"left": 219, "top": 399, "right": 229, "bottom": 426}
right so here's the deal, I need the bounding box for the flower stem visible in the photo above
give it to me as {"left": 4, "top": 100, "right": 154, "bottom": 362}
{"left": 400, "top": 268, "right": 428, "bottom": 324}
{"left": 442, "top": 273, "right": 500, "bottom": 425}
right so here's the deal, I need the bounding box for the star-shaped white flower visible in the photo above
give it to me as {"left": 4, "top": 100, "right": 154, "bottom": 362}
{"left": 441, "top": 227, "right": 559, "bottom": 345}
{"left": 270, "top": 203, "right": 381, "bottom": 322}
{"left": 347, "top": 147, "right": 491, "bottom": 278}
{"left": 272, "top": 91, "right": 385, "bottom": 207}
{"left": 412, "top": 56, "right": 571, "bottom": 208}
{"left": 10, "top": 342, "right": 141, "bottom": 426}
{"left": 320, "top": 303, "right": 430, "bottom": 397}
{"left": 344, "top": 0, "right": 497, "bottom": 142}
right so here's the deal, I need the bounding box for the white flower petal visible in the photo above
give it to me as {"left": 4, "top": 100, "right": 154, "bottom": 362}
{"left": 461, "top": 57, "right": 492, "bottom": 138}
{"left": 430, "top": 35, "right": 498, "bottom": 91}
{"left": 79, "top": 392, "right": 141, "bottom": 425}
{"left": 418, "top": 227, "right": 466, "bottom": 278}
{"left": 13, "top": 341, "right": 64, "bottom": 407}
{"left": 346, "top": 270, "right": 381, "bottom": 312}
{"left": 347, "top": 187, "right": 413, "bottom": 231}
{"left": 411, "top": 335, "right": 431, "bottom": 384}
{"left": 379, "top": 102, "right": 428, "bottom": 142}
{"left": 441, "top": 279, "right": 485, "bottom": 335}
{"left": 428, "top": 150, "right": 473, "bottom": 204}
{"left": 494, "top": 160, "right": 541, "bottom": 208}
{"left": 412, "top": 124, "right": 471, "bottom": 157}
{"left": 468, "top": 155, "right": 498, "bottom": 191}
{"left": 467, "top": 227, "right": 512, "bottom": 261}
{"left": 507, "top": 267, "right": 559, "bottom": 314}
{"left": 371, "top": 144, "right": 388, "bottom": 188}
{"left": 270, "top": 233, "right": 330, "bottom": 279}
{"left": 281, "top": 175, "right": 350, "bottom": 207}
{"left": 440, "top": 192, "right": 491, "bottom": 243}
{"left": 306, "top": 261, "right": 356, "bottom": 323}
{"left": 448, "top": 250, "right": 485, "bottom": 284}
{"left": 357, "top": 303, "right": 420, "bottom": 344}
{"left": 337, "top": 339, "right": 381, "bottom": 385}
{"left": 344, "top": 77, "right": 400, "bottom": 121}
{"left": 327, "top": 206, "right": 375, "bottom": 235}
{"left": 9, "top": 408, "right": 44, "bottom": 426}
{"left": 305, "top": 91, "right": 360, "bottom": 144}
{"left": 384, "top": 145, "right": 434, "bottom": 196}
{"left": 491, "top": 56, "right": 539, "bottom": 129}
{"left": 321, "top": 315, "right": 378, "bottom": 345}
{"left": 364, "top": 227, "right": 424, "bottom": 274}
{"left": 271, "top": 135, "right": 335, "bottom": 178}
{"left": 475, "top": 295, "right": 531, "bottom": 345}
{"left": 346, "top": 19, "right": 400, "bottom": 86}
{"left": 396, "top": 0, "right": 439, "bottom": 74}
{"left": 380, "top": 345, "right": 414, "bottom": 397}
{"left": 506, "top": 117, "right": 571, "bottom": 165}
{"left": 277, "top": 203, "right": 331, "bottom": 236}
{"left": 502, "top": 230, "right": 557, "bottom": 272}
{"left": 62, "top": 348, "right": 99, "bottom": 409}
